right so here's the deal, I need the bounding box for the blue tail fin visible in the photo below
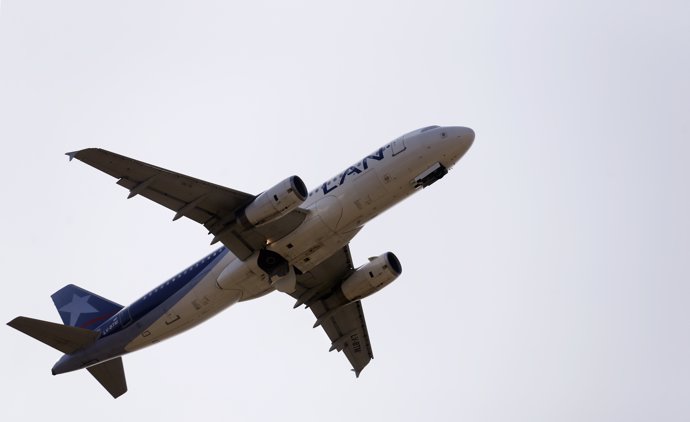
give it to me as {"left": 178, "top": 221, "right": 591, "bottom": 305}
{"left": 51, "top": 284, "right": 123, "bottom": 330}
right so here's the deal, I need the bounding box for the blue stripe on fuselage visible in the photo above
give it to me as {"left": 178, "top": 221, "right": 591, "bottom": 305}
{"left": 97, "top": 247, "right": 228, "bottom": 338}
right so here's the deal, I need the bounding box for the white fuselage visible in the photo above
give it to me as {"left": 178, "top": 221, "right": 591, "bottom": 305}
{"left": 124, "top": 126, "right": 474, "bottom": 352}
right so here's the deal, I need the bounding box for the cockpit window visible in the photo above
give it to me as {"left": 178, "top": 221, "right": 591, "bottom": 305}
{"left": 421, "top": 125, "right": 440, "bottom": 132}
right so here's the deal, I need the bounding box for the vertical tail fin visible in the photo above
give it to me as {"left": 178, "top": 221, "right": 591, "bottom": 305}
{"left": 51, "top": 284, "right": 123, "bottom": 330}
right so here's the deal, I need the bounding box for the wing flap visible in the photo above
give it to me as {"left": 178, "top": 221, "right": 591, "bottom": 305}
{"left": 290, "top": 246, "right": 374, "bottom": 376}
{"left": 310, "top": 299, "right": 373, "bottom": 376}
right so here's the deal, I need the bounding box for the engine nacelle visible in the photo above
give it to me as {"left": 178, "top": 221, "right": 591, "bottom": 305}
{"left": 341, "top": 252, "right": 402, "bottom": 301}
{"left": 240, "top": 176, "right": 308, "bottom": 227}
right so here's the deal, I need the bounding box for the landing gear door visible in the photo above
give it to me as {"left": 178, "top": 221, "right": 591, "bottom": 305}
{"left": 391, "top": 136, "right": 406, "bottom": 156}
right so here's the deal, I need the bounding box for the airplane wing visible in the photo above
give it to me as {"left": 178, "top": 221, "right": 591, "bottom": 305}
{"left": 68, "top": 148, "right": 307, "bottom": 260}
{"left": 289, "top": 246, "right": 374, "bottom": 376}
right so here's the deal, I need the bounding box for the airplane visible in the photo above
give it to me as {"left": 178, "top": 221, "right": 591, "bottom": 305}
{"left": 8, "top": 125, "right": 474, "bottom": 398}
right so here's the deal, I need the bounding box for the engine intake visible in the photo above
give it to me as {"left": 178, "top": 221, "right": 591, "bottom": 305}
{"left": 341, "top": 252, "right": 402, "bottom": 302}
{"left": 240, "top": 176, "right": 308, "bottom": 227}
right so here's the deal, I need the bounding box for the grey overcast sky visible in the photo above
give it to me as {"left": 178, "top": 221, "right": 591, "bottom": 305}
{"left": 1, "top": 1, "right": 689, "bottom": 421}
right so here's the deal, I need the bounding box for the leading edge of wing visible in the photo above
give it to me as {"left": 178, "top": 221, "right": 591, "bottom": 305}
{"left": 66, "top": 148, "right": 253, "bottom": 202}
{"left": 65, "top": 148, "right": 306, "bottom": 259}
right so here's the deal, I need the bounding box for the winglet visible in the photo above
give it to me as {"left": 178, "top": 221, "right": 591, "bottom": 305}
{"left": 65, "top": 151, "right": 79, "bottom": 162}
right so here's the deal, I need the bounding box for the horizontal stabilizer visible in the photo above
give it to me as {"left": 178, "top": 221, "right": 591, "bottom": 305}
{"left": 7, "top": 316, "right": 99, "bottom": 354}
{"left": 87, "top": 358, "right": 128, "bottom": 399}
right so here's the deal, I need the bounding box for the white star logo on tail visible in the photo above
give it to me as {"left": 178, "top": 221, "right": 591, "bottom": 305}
{"left": 59, "top": 294, "right": 99, "bottom": 326}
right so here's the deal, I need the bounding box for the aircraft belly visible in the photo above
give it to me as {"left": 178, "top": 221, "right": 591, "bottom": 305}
{"left": 315, "top": 195, "right": 343, "bottom": 231}
{"left": 215, "top": 251, "right": 276, "bottom": 301}
{"left": 268, "top": 202, "right": 360, "bottom": 273}
{"left": 333, "top": 168, "right": 388, "bottom": 230}
{"left": 359, "top": 148, "right": 435, "bottom": 211}
{"left": 124, "top": 268, "right": 242, "bottom": 352}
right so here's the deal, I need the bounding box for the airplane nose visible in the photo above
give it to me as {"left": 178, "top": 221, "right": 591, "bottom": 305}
{"left": 439, "top": 126, "right": 474, "bottom": 165}
{"left": 447, "top": 126, "right": 474, "bottom": 153}
{"left": 455, "top": 126, "right": 475, "bottom": 149}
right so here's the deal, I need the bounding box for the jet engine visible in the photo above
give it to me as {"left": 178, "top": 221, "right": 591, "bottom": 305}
{"left": 239, "top": 176, "right": 308, "bottom": 227}
{"left": 340, "top": 252, "right": 402, "bottom": 302}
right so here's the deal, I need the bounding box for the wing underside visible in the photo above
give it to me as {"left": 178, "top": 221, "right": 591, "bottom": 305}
{"left": 290, "top": 246, "right": 374, "bottom": 376}
{"left": 69, "top": 148, "right": 306, "bottom": 259}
